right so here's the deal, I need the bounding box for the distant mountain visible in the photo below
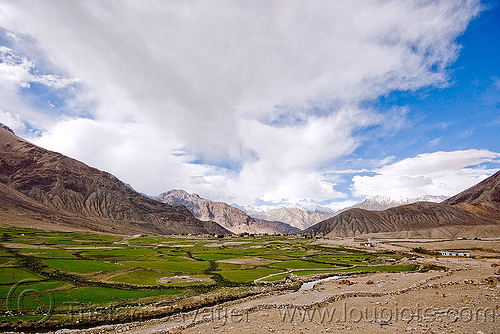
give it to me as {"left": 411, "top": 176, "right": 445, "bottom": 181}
{"left": 154, "top": 190, "right": 300, "bottom": 234}
{"left": 243, "top": 196, "right": 448, "bottom": 230}
{"left": 298, "top": 204, "right": 337, "bottom": 215}
{"left": 339, "top": 195, "right": 448, "bottom": 212}
{"left": 0, "top": 124, "right": 230, "bottom": 235}
{"left": 245, "top": 205, "right": 335, "bottom": 230}
{"left": 304, "top": 172, "right": 500, "bottom": 239}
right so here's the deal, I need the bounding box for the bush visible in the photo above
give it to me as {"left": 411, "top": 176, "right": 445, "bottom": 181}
{"left": 412, "top": 247, "right": 437, "bottom": 255}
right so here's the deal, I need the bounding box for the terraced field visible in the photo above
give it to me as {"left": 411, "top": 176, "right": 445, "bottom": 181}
{"left": 0, "top": 227, "right": 412, "bottom": 329}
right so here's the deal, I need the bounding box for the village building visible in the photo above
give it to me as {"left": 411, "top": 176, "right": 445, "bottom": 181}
{"left": 440, "top": 249, "right": 470, "bottom": 257}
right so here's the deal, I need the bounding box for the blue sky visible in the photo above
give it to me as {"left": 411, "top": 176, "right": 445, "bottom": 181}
{"left": 0, "top": 0, "right": 499, "bottom": 209}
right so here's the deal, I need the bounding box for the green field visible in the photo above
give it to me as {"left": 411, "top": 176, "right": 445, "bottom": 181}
{"left": 43, "top": 259, "right": 124, "bottom": 273}
{"left": 0, "top": 227, "right": 410, "bottom": 327}
{"left": 262, "top": 272, "right": 291, "bottom": 282}
{"left": 215, "top": 267, "right": 283, "bottom": 283}
{"left": 0, "top": 267, "right": 41, "bottom": 284}
{"left": 270, "top": 259, "right": 336, "bottom": 270}
{"left": 293, "top": 264, "right": 415, "bottom": 276}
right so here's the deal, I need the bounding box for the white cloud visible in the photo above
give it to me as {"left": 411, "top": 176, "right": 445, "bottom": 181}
{"left": 351, "top": 150, "right": 500, "bottom": 198}
{"left": 0, "top": 1, "right": 484, "bottom": 205}
{"left": 0, "top": 46, "right": 77, "bottom": 89}
{"left": 0, "top": 45, "right": 80, "bottom": 134}
{"left": 0, "top": 46, "right": 33, "bottom": 88}
{"left": 32, "top": 118, "right": 212, "bottom": 195}
{"left": 0, "top": 109, "right": 24, "bottom": 133}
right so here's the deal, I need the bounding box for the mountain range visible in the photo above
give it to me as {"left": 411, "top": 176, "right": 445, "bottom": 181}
{"left": 244, "top": 206, "right": 335, "bottom": 230}
{"left": 0, "top": 124, "right": 230, "bottom": 235}
{"left": 340, "top": 195, "right": 448, "bottom": 212}
{"left": 304, "top": 172, "right": 500, "bottom": 238}
{"left": 153, "top": 190, "right": 300, "bottom": 234}
{"left": 242, "top": 195, "right": 447, "bottom": 230}
{"left": 2, "top": 121, "right": 500, "bottom": 239}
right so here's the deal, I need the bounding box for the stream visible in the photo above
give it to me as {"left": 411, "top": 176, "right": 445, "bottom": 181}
{"left": 299, "top": 275, "right": 345, "bottom": 290}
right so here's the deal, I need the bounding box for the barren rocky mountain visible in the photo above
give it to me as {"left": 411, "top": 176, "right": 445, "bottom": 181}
{"left": 304, "top": 171, "right": 500, "bottom": 238}
{"left": 245, "top": 196, "right": 447, "bottom": 230}
{"left": 339, "top": 195, "right": 448, "bottom": 212}
{"left": 0, "top": 124, "right": 230, "bottom": 235}
{"left": 154, "top": 190, "right": 300, "bottom": 234}
{"left": 245, "top": 206, "right": 334, "bottom": 230}
{"left": 443, "top": 170, "right": 500, "bottom": 210}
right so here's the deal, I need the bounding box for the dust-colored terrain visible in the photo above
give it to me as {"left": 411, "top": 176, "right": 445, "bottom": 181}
{"left": 42, "top": 238, "right": 500, "bottom": 334}
{"left": 304, "top": 170, "right": 500, "bottom": 239}
{"left": 155, "top": 190, "right": 300, "bottom": 235}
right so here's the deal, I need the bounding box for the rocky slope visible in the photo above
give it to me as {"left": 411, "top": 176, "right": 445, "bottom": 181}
{"left": 244, "top": 196, "right": 446, "bottom": 230}
{"left": 245, "top": 206, "right": 334, "bottom": 230}
{"left": 340, "top": 195, "right": 448, "bottom": 212}
{"left": 304, "top": 172, "right": 500, "bottom": 238}
{"left": 0, "top": 124, "right": 230, "bottom": 235}
{"left": 154, "top": 190, "right": 300, "bottom": 234}
{"left": 443, "top": 171, "right": 500, "bottom": 210}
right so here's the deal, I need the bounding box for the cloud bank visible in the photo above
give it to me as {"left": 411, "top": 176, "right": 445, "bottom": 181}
{"left": 1, "top": 0, "right": 494, "bottom": 206}
{"left": 352, "top": 150, "right": 500, "bottom": 198}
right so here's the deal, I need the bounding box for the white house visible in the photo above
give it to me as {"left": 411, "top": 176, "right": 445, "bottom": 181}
{"left": 440, "top": 250, "right": 470, "bottom": 257}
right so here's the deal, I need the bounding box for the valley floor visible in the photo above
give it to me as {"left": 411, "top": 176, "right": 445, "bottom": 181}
{"left": 50, "top": 239, "right": 500, "bottom": 334}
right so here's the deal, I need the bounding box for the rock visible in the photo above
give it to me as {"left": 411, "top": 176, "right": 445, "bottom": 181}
{"left": 0, "top": 122, "right": 14, "bottom": 134}
{"left": 154, "top": 190, "right": 299, "bottom": 234}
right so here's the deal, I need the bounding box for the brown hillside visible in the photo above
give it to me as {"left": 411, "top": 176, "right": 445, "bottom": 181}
{"left": 443, "top": 170, "right": 500, "bottom": 210}
{"left": 0, "top": 125, "right": 230, "bottom": 235}
{"left": 155, "top": 190, "right": 300, "bottom": 234}
{"left": 305, "top": 171, "right": 500, "bottom": 238}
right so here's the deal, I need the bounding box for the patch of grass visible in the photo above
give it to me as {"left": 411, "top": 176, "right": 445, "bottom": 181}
{"left": 0, "top": 281, "right": 65, "bottom": 311}
{"left": 68, "top": 286, "right": 183, "bottom": 304}
{"left": 110, "top": 269, "right": 162, "bottom": 285}
{"left": 293, "top": 269, "right": 341, "bottom": 276}
{"left": 215, "top": 267, "right": 282, "bottom": 283}
{"left": 122, "top": 257, "right": 208, "bottom": 273}
{"left": 314, "top": 253, "right": 374, "bottom": 264}
{"left": 0, "top": 267, "right": 41, "bottom": 284}
{"left": 80, "top": 248, "right": 157, "bottom": 261}
{"left": 0, "top": 248, "right": 12, "bottom": 257}
{"left": 193, "top": 253, "right": 238, "bottom": 261}
{"left": 262, "top": 273, "right": 291, "bottom": 282}
{"left": 39, "top": 237, "right": 94, "bottom": 246}
{"left": 216, "top": 262, "right": 256, "bottom": 270}
{"left": 110, "top": 270, "right": 213, "bottom": 286}
{"left": 412, "top": 247, "right": 438, "bottom": 255}
{"left": 43, "top": 259, "right": 123, "bottom": 273}
{"left": 128, "top": 236, "right": 166, "bottom": 245}
{"left": 17, "top": 248, "right": 77, "bottom": 259}
{"left": 332, "top": 265, "right": 414, "bottom": 274}
{"left": 270, "top": 260, "right": 335, "bottom": 270}
{"left": 293, "top": 265, "right": 415, "bottom": 276}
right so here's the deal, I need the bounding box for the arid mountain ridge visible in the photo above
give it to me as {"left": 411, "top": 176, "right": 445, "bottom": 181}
{"left": 340, "top": 195, "right": 448, "bottom": 212}
{"left": 244, "top": 206, "right": 334, "bottom": 230}
{"left": 304, "top": 171, "right": 500, "bottom": 238}
{"left": 2, "top": 122, "right": 500, "bottom": 238}
{"left": 0, "top": 124, "right": 230, "bottom": 235}
{"left": 242, "top": 195, "right": 447, "bottom": 230}
{"left": 154, "top": 190, "right": 300, "bottom": 234}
